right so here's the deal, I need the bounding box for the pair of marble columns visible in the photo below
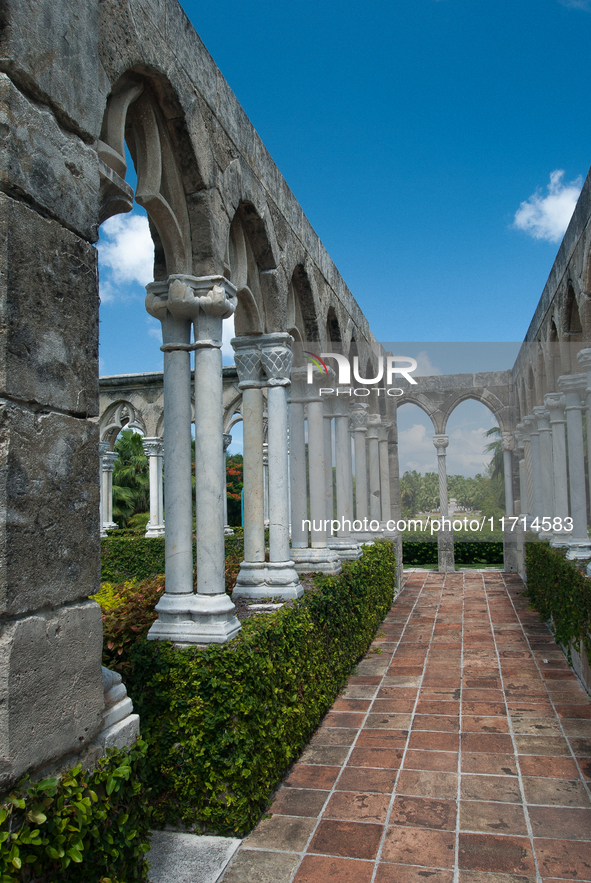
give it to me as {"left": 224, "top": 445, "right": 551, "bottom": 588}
{"left": 99, "top": 437, "right": 164, "bottom": 538}
{"left": 514, "top": 350, "right": 591, "bottom": 557}
{"left": 232, "top": 333, "right": 304, "bottom": 598}
{"left": 99, "top": 441, "right": 118, "bottom": 536}
{"left": 144, "top": 275, "right": 241, "bottom": 645}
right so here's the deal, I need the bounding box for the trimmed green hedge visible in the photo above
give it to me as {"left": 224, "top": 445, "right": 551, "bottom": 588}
{"left": 101, "top": 536, "right": 167, "bottom": 582}
{"left": 0, "top": 740, "right": 152, "bottom": 883}
{"left": 402, "top": 541, "right": 504, "bottom": 566}
{"left": 525, "top": 541, "right": 591, "bottom": 666}
{"left": 121, "top": 541, "right": 396, "bottom": 836}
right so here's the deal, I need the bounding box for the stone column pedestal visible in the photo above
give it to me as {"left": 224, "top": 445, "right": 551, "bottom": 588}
{"left": 142, "top": 437, "right": 165, "bottom": 537}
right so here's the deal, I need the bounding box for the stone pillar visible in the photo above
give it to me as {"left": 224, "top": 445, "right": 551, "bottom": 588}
{"left": 289, "top": 368, "right": 308, "bottom": 550}
{"left": 367, "top": 414, "right": 381, "bottom": 523}
{"left": 433, "top": 434, "right": 454, "bottom": 572}
{"left": 558, "top": 376, "right": 588, "bottom": 549}
{"left": 532, "top": 407, "right": 554, "bottom": 535}
{"left": 350, "top": 402, "right": 369, "bottom": 522}
{"left": 524, "top": 414, "right": 543, "bottom": 520}
{"left": 378, "top": 423, "right": 393, "bottom": 525}
{"left": 521, "top": 420, "right": 534, "bottom": 525}
{"left": 329, "top": 397, "right": 362, "bottom": 559}
{"left": 558, "top": 374, "right": 591, "bottom": 556}
{"left": 576, "top": 349, "right": 591, "bottom": 524}
{"left": 146, "top": 275, "right": 240, "bottom": 644}
{"left": 323, "top": 396, "right": 334, "bottom": 535}
{"left": 232, "top": 336, "right": 266, "bottom": 597}
{"left": 101, "top": 449, "right": 119, "bottom": 532}
{"left": 99, "top": 441, "right": 109, "bottom": 537}
{"left": 501, "top": 433, "right": 519, "bottom": 572}
{"left": 515, "top": 425, "right": 529, "bottom": 516}
{"left": 223, "top": 433, "right": 234, "bottom": 536}
{"left": 544, "top": 393, "right": 570, "bottom": 546}
{"left": 291, "top": 369, "right": 341, "bottom": 574}
{"left": 263, "top": 442, "right": 269, "bottom": 526}
{"left": 142, "top": 437, "right": 165, "bottom": 538}
{"left": 261, "top": 334, "right": 303, "bottom": 596}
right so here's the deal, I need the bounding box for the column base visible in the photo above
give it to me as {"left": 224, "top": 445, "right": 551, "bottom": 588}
{"left": 103, "top": 521, "right": 118, "bottom": 532}
{"left": 147, "top": 592, "right": 241, "bottom": 644}
{"left": 565, "top": 539, "right": 591, "bottom": 559}
{"left": 550, "top": 531, "right": 573, "bottom": 548}
{"left": 327, "top": 537, "right": 363, "bottom": 561}
{"left": 145, "top": 523, "right": 165, "bottom": 538}
{"left": 437, "top": 529, "right": 455, "bottom": 573}
{"left": 233, "top": 560, "right": 303, "bottom": 599}
{"left": 291, "top": 546, "right": 342, "bottom": 575}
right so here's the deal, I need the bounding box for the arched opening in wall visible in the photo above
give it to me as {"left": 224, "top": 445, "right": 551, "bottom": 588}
{"left": 325, "top": 306, "right": 342, "bottom": 348}
{"left": 287, "top": 265, "right": 320, "bottom": 344}
{"left": 564, "top": 284, "right": 583, "bottom": 370}
{"left": 548, "top": 317, "right": 560, "bottom": 391}
{"left": 396, "top": 402, "right": 439, "bottom": 522}
{"left": 526, "top": 365, "right": 536, "bottom": 414}
{"left": 226, "top": 206, "right": 269, "bottom": 337}
{"left": 224, "top": 412, "right": 244, "bottom": 528}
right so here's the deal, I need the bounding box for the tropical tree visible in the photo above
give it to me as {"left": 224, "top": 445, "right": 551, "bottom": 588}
{"left": 111, "top": 429, "right": 150, "bottom": 526}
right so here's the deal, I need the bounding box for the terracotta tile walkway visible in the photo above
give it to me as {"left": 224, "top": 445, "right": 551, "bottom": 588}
{"left": 222, "top": 571, "right": 591, "bottom": 883}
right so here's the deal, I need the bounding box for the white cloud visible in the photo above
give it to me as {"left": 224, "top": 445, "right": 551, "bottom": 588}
{"left": 559, "top": 0, "right": 591, "bottom": 9}
{"left": 222, "top": 312, "right": 236, "bottom": 363}
{"left": 98, "top": 213, "right": 154, "bottom": 302}
{"left": 398, "top": 423, "right": 437, "bottom": 473}
{"left": 413, "top": 350, "right": 442, "bottom": 377}
{"left": 513, "top": 170, "right": 583, "bottom": 243}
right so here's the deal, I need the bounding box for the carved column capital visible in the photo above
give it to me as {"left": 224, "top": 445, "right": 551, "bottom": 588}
{"left": 102, "top": 451, "right": 118, "bottom": 473}
{"left": 532, "top": 406, "right": 551, "bottom": 432}
{"left": 146, "top": 275, "right": 237, "bottom": 349}
{"left": 433, "top": 434, "right": 449, "bottom": 453}
{"left": 223, "top": 433, "right": 232, "bottom": 453}
{"left": 232, "top": 332, "right": 293, "bottom": 388}
{"left": 99, "top": 441, "right": 110, "bottom": 458}
{"left": 349, "top": 402, "right": 369, "bottom": 432}
{"left": 544, "top": 392, "right": 566, "bottom": 422}
{"left": 501, "top": 432, "right": 514, "bottom": 452}
{"left": 142, "top": 437, "right": 164, "bottom": 458}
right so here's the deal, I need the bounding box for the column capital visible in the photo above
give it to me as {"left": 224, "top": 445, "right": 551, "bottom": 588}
{"left": 532, "top": 406, "right": 551, "bottom": 431}
{"left": 557, "top": 373, "right": 586, "bottom": 402}
{"left": 99, "top": 440, "right": 110, "bottom": 457}
{"left": 146, "top": 275, "right": 237, "bottom": 349}
{"left": 349, "top": 401, "right": 369, "bottom": 432}
{"left": 232, "top": 333, "right": 293, "bottom": 388}
{"left": 433, "top": 434, "right": 449, "bottom": 452}
{"left": 544, "top": 392, "right": 566, "bottom": 422}
{"left": 366, "top": 411, "right": 381, "bottom": 438}
{"left": 142, "top": 437, "right": 164, "bottom": 458}
{"left": 523, "top": 414, "right": 540, "bottom": 434}
{"left": 102, "top": 451, "right": 118, "bottom": 472}
{"left": 501, "top": 432, "right": 514, "bottom": 452}
{"left": 377, "top": 422, "right": 392, "bottom": 443}
{"left": 223, "top": 433, "right": 232, "bottom": 453}
{"left": 576, "top": 347, "right": 591, "bottom": 372}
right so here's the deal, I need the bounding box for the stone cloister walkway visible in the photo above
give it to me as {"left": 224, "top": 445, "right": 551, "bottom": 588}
{"left": 222, "top": 571, "right": 591, "bottom": 883}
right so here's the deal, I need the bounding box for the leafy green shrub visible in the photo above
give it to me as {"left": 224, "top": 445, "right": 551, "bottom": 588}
{"left": 0, "top": 741, "right": 152, "bottom": 883}
{"left": 525, "top": 542, "right": 591, "bottom": 666}
{"left": 101, "top": 536, "right": 167, "bottom": 583}
{"left": 402, "top": 541, "right": 504, "bottom": 566}
{"left": 99, "top": 577, "right": 165, "bottom": 673}
{"left": 119, "top": 541, "right": 396, "bottom": 836}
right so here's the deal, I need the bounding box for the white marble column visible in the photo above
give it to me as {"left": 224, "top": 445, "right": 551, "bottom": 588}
{"left": 323, "top": 396, "right": 334, "bottom": 536}
{"left": 263, "top": 442, "right": 269, "bottom": 526}
{"left": 143, "top": 437, "right": 165, "bottom": 538}
{"left": 350, "top": 402, "right": 369, "bottom": 522}
{"left": 146, "top": 275, "right": 240, "bottom": 644}
{"left": 520, "top": 421, "right": 534, "bottom": 525}
{"left": 367, "top": 413, "right": 381, "bottom": 523}
{"left": 576, "top": 349, "right": 591, "bottom": 524}
{"left": 514, "top": 425, "right": 528, "bottom": 517}
{"left": 378, "top": 423, "right": 393, "bottom": 524}
{"left": 223, "top": 433, "right": 234, "bottom": 536}
{"left": 261, "top": 334, "right": 303, "bottom": 596}
{"left": 501, "top": 433, "right": 515, "bottom": 517}
{"left": 433, "top": 434, "right": 454, "bottom": 573}
{"left": 524, "top": 414, "right": 543, "bottom": 521}
{"left": 544, "top": 392, "right": 570, "bottom": 545}
{"left": 289, "top": 367, "right": 308, "bottom": 550}
{"left": 232, "top": 336, "right": 266, "bottom": 596}
{"left": 532, "top": 407, "right": 554, "bottom": 535}
{"left": 100, "top": 443, "right": 118, "bottom": 534}
{"left": 557, "top": 374, "right": 591, "bottom": 556}
{"left": 291, "top": 368, "right": 341, "bottom": 574}
{"left": 329, "top": 397, "right": 362, "bottom": 559}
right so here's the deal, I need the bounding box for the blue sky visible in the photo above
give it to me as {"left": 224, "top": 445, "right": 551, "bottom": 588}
{"left": 98, "top": 0, "right": 591, "bottom": 473}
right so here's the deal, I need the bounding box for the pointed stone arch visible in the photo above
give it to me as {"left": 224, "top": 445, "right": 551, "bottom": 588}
{"left": 286, "top": 264, "right": 320, "bottom": 342}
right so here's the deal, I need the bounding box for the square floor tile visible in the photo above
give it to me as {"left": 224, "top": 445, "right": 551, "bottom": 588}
{"left": 323, "top": 791, "right": 390, "bottom": 823}
{"left": 293, "top": 854, "right": 374, "bottom": 883}
{"left": 458, "top": 833, "right": 535, "bottom": 875}
{"left": 381, "top": 825, "right": 456, "bottom": 868}
{"left": 390, "top": 795, "right": 456, "bottom": 830}
{"left": 460, "top": 800, "right": 527, "bottom": 836}
{"left": 308, "top": 819, "right": 383, "bottom": 860}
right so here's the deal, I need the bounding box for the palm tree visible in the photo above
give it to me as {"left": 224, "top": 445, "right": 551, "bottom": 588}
{"left": 484, "top": 426, "right": 503, "bottom": 480}
{"left": 112, "top": 429, "right": 149, "bottom": 525}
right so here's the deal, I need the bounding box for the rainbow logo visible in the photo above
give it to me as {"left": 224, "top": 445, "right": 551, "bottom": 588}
{"left": 304, "top": 351, "right": 329, "bottom": 374}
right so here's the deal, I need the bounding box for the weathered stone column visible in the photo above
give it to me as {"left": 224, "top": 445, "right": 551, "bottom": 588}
{"left": 544, "top": 393, "right": 570, "bottom": 545}
{"left": 501, "top": 433, "right": 515, "bottom": 517}
{"left": 329, "top": 396, "right": 362, "bottom": 559}
{"left": 520, "top": 420, "right": 534, "bottom": 525}
{"left": 532, "top": 407, "right": 554, "bottom": 534}
{"left": 433, "top": 434, "right": 454, "bottom": 572}
{"left": 323, "top": 394, "right": 335, "bottom": 536}
{"left": 232, "top": 336, "right": 266, "bottom": 596}
{"left": 261, "top": 334, "right": 303, "bottom": 596}
{"left": 350, "top": 402, "right": 369, "bottom": 522}
{"left": 101, "top": 449, "right": 119, "bottom": 532}
{"left": 524, "top": 414, "right": 543, "bottom": 520}
{"left": 291, "top": 369, "right": 341, "bottom": 574}
{"left": 142, "top": 437, "right": 165, "bottom": 538}
{"left": 289, "top": 367, "right": 308, "bottom": 551}
{"left": 367, "top": 413, "right": 381, "bottom": 523}
{"left": 515, "top": 425, "right": 529, "bottom": 516}
{"left": 576, "top": 349, "right": 591, "bottom": 521}
{"left": 223, "top": 433, "right": 234, "bottom": 536}
{"left": 263, "top": 442, "right": 269, "bottom": 526}
{"left": 558, "top": 374, "right": 591, "bottom": 557}
{"left": 501, "top": 433, "right": 519, "bottom": 572}
{"left": 378, "top": 423, "right": 393, "bottom": 524}
{"left": 99, "top": 441, "right": 109, "bottom": 537}
{"left": 146, "top": 276, "right": 240, "bottom": 643}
